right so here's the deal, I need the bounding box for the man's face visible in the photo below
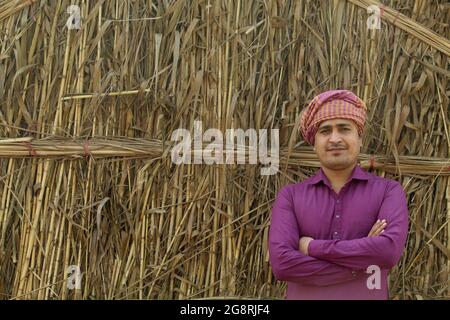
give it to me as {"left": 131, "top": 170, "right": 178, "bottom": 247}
{"left": 314, "top": 118, "right": 362, "bottom": 170}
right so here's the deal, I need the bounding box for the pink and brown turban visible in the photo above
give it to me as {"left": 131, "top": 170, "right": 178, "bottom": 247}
{"left": 300, "top": 89, "right": 367, "bottom": 145}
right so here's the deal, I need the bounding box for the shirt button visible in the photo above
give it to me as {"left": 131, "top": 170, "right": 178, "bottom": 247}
{"left": 352, "top": 271, "right": 357, "bottom": 278}
{"left": 336, "top": 215, "right": 340, "bottom": 218}
{"left": 336, "top": 200, "right": 340, "bottom": 203}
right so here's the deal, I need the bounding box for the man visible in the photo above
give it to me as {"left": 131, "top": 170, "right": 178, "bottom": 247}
{"left": 268, "top": 89, "right": 409, "bottom": 300}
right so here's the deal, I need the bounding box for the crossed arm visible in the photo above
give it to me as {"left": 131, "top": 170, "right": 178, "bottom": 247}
{"left": 268, "top": 182, "right": 409, "bottom": 286}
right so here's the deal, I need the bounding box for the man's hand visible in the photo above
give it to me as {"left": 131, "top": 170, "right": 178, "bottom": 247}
{"left": 299, "top": 236, "right": 314, "bottom": 255}
{"left": 367, "top": 219, "right": 387, "bottom": 237}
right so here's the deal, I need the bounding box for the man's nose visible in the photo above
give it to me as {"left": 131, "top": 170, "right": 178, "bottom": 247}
{"left": 329, "top": 130, "right": 342, "bottom": 143}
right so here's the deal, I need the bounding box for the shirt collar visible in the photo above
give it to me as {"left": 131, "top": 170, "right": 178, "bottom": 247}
{"left": 307, "top": 164, "right": 370, "bottom": 187}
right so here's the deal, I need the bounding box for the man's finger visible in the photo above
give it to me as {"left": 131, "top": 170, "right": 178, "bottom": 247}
{"left": 368, "top": 220, "right": 387, "bottom": 236}
{"left": 373, "top": 221, "right": 387, "bottom": 232}
{"left": 370, "top": 222, "right": 387, "bottom": 236}
{"left": 373, "top": 222, "right": 386, "bottom": 233}
{"left": 368, "top": 220, "right": 382, "bottom": 235}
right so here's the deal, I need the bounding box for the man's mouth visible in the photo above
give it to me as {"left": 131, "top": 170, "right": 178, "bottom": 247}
{"left": 327, "top": 147, "right": 346, "bottom": 151}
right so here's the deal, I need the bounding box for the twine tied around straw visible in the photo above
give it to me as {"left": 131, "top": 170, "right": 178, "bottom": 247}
{"left": 83, "top": 140, "right": 91, "bottom": 158}
{"left": 22, "top": 141, "right": 37, "bottom": 156}
{"left": 369, "top": 154, "right": 376, "bottom": 170}
{"left": 377, "top": 5, "right": 400, "bottom": 25}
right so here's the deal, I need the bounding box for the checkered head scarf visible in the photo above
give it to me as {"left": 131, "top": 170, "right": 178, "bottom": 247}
{"left": 300, "top": 90, "right": 367, "bottom": 145}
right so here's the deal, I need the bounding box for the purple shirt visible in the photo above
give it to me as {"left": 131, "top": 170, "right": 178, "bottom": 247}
{"left": 269, "top": 164, "right": 409, "bottom": 300}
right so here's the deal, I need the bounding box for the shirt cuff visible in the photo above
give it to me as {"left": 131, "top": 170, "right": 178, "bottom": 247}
{"left": 308, "top": 239, "right": 325, "bottom": 258}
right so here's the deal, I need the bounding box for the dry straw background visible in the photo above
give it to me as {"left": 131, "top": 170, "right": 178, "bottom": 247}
{"left": 0, "top": 0, "right": 449, "bottom": 299}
